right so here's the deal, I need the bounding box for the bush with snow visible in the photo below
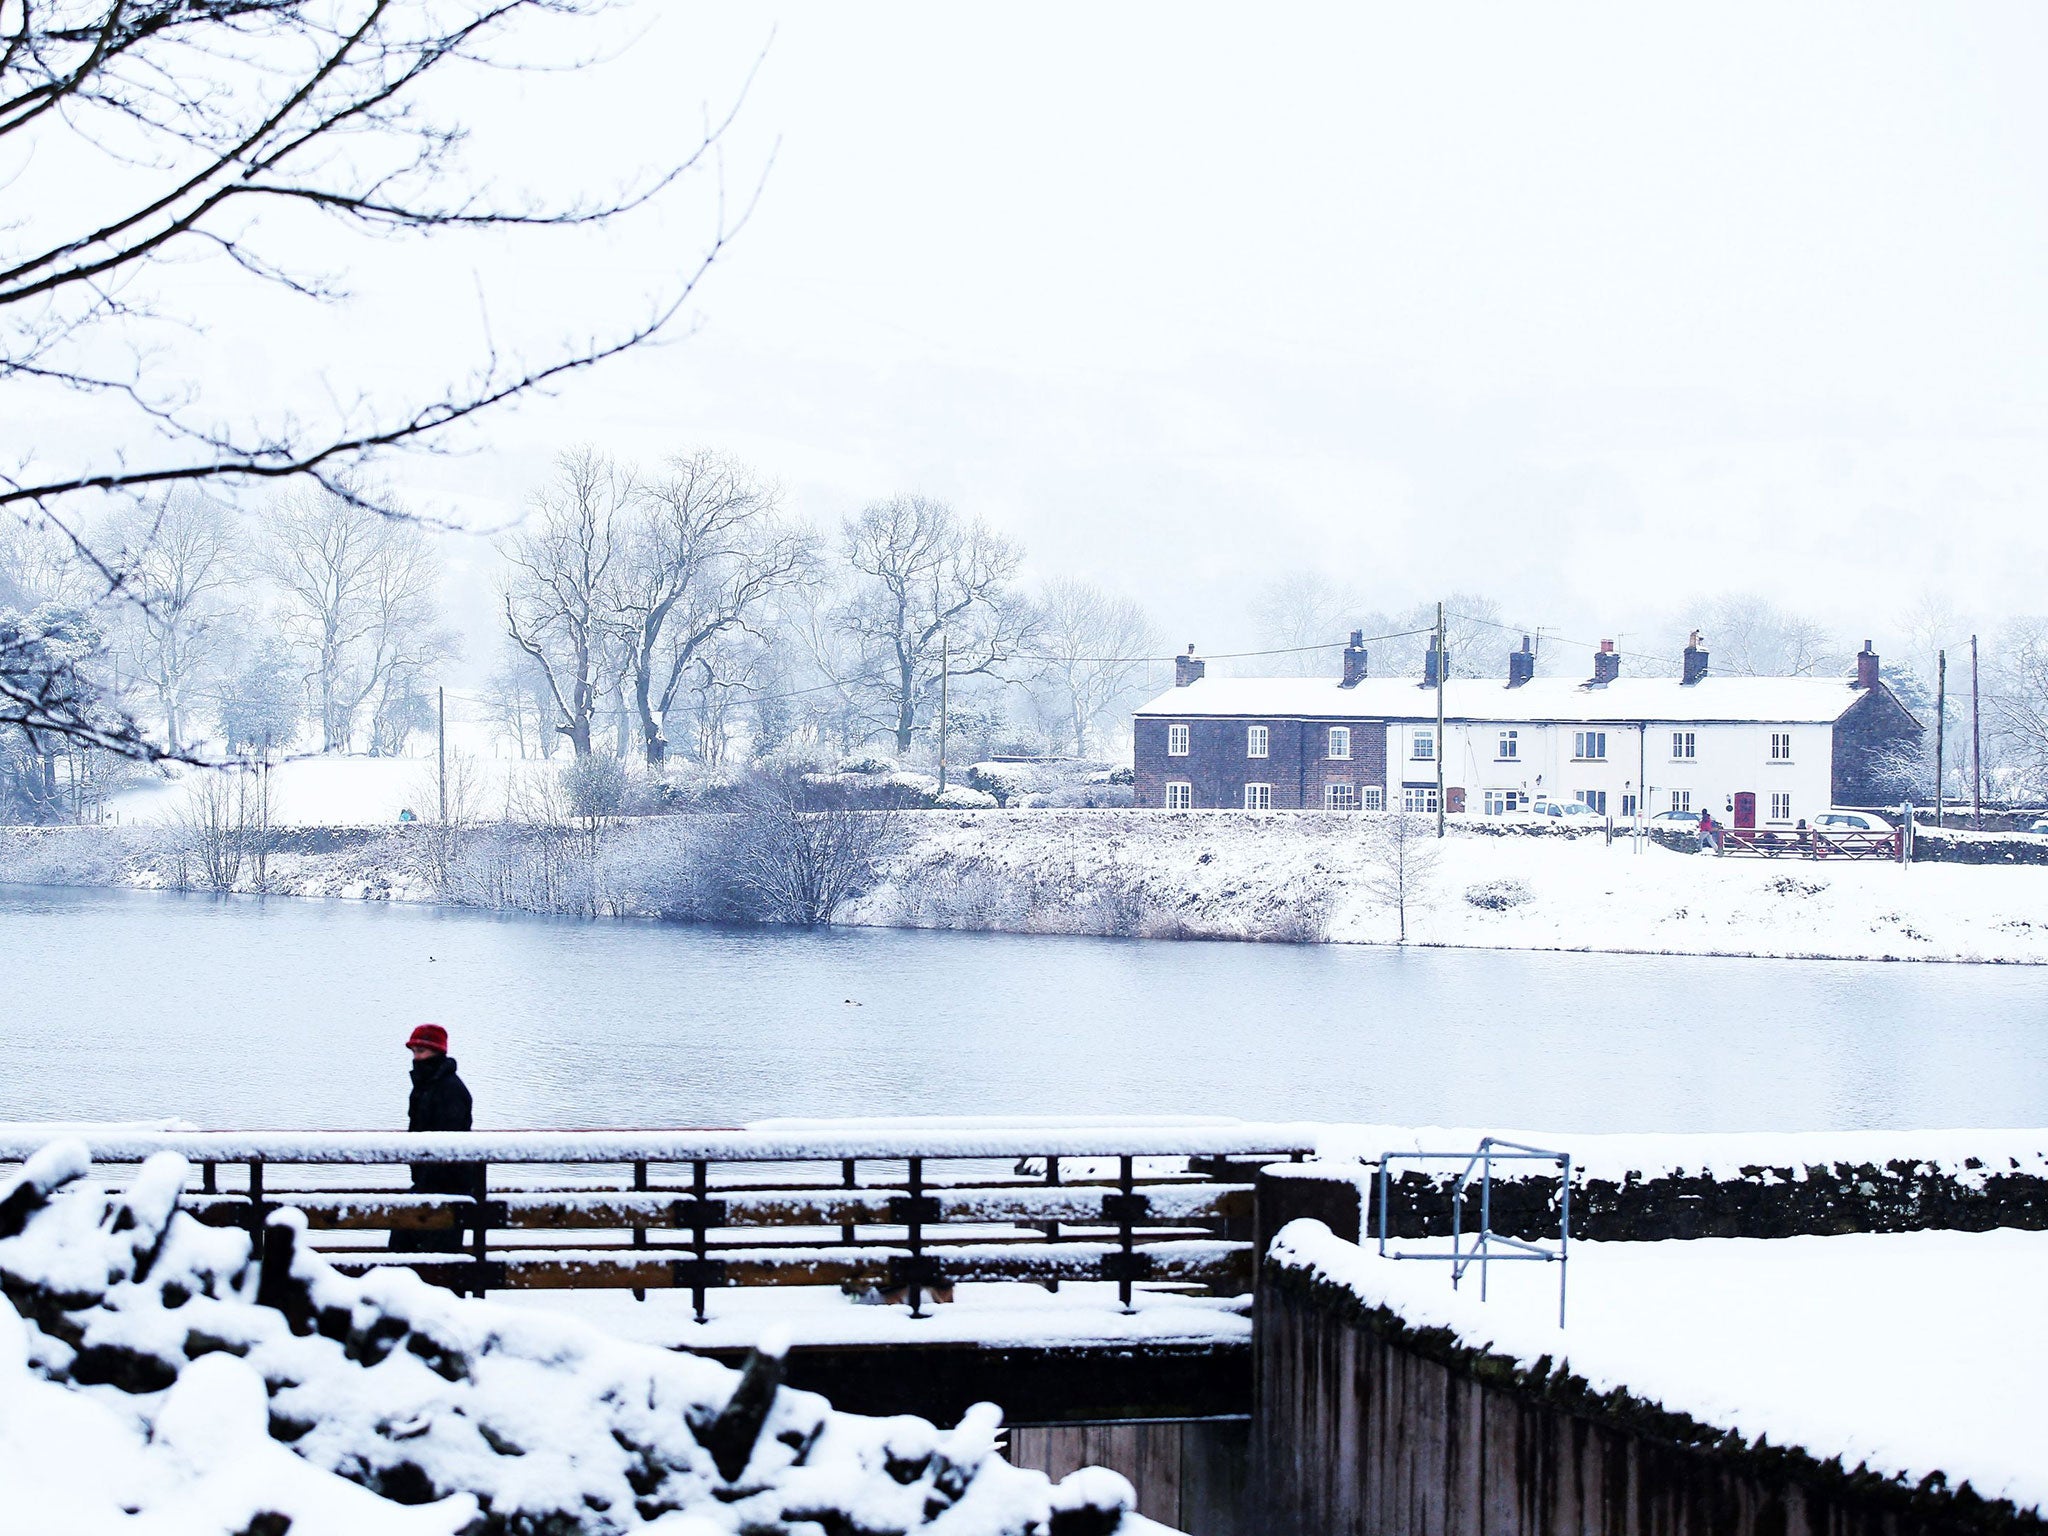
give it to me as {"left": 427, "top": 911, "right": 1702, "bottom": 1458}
{"left": 1463, "top": 878, "right": 1535, "bottom": 911}
{"left": 0, "top": 1144, "right": 1134, "bottom": 1536}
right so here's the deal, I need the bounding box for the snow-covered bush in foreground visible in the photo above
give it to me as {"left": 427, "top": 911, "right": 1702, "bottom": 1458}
{"left": 0, "top": 1144, "right": 1134, "bottom": 1536}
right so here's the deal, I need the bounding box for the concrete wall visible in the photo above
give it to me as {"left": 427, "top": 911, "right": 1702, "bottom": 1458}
{"left": 1251, "top": 1263, "right": 2036, "bottom": 1536}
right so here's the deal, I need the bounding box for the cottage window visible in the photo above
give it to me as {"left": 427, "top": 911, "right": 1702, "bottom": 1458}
{"left": 1165, "top": 782, "right": 1192, "bottom": 810}
{"left": 1411, "top": 730, "right": 1434, "bottom": 761}
{"left": 1622, "top": 793, "right": 1638, "bottom": 818}
{"left": 1244, "top": 783, "right": 1273, "bottom": 811}
{"left": 1247, "top": 725, "right": 1269, "bottom": 759}
{"left": 1770, "top": 792, "right": 1792, "bottom": 822}
{"left": 1498, "top": 730, "right": 1518, "bottom": 760}
{"left": 1579, "top": 789, "right": 1607, "bottom": 814}
{"left": 1167, "top": 723, "right": 1190, "bottom": 757}
{"left": 1672, "top": 731, "right": 1695, "bottom": 760}
{"left": 1402, "top": 785, "right": 1439, "bottom": 814}
{"left": 1770, "top": 732, "right": 1792, "bottom": 762}
{"left": 1362, "top": 786, "right": 1385, "bottom": 811}
{"left": 1328, "top": 727, "right": 1351, "bottom": 760}
{"left": 1574, "top": 730, "right": 1607, "bottom": 761}
{"left": 1483, "top": 788, "right": 1512, "bottom": 816}
{"left": 1670, "top": 789, "right": 1691, "bottom": 814}
{"left": 1324, "top": 782, "right": 1357, "bottom": 811}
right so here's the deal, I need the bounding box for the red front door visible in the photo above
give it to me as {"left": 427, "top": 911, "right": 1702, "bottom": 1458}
{"left": 1733, "top": 792, "right": 1756, "bottom": 829}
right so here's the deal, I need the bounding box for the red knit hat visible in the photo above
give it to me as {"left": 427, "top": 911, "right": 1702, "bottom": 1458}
{"left": 406, "top": 1023, "right": 449, "bottom": 1054}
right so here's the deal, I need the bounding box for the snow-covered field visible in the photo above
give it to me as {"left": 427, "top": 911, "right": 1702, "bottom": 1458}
{"left": 1274, "top": 1218, "right": 2048, "bottom": 1519}
{"left": 857, "top": 810, "right": 2048, "bottom": 963}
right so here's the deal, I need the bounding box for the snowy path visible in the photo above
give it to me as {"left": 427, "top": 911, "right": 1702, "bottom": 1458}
{"left": 1275, "top": 1223, "right": 2048, "bottom": 1516}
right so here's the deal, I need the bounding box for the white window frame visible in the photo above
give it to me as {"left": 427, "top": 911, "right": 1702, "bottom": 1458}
{"left": 1247, "top": 725, "right": 1269, "bottom": 759}
{"left": 1402, "top": 785, "right": 1440, "bottom": 814}
{"left": 1574, "top": 730, "right": 1608, "bottom": 761}
{"left": 1327, "top": 726, "right": 1351, "bottom": 760}
{"left": 1670, "top": 789, "right": 1691, "bottom": 814}
{"left": 1244, "top": 782, "right": 1272, "bottom": 811}
{"left": 1579, "top": 788, "right": 1607, "bottom": 814}
{"left": 1497, "top": 730, "right": 1518, "bottom": 760}
{"left": 1672, "top": 730, "right": 1695, "bottom": 760}
{"left": 1769, "top": 732, "right": 1793, "bottom": 762}
{"left": 1411, "top": 729, "right": 1434, "bottom": 761}
{"left": 1324, "top": 782, "right": 1357, "bottom": 811}
{"left": 1770, "top": 792, "right": 1792, "bottom": 822}
{"left": 1165, "top": 781, "right": 1192, "bottom": 811}
{"left": 1361, "top": 786, "right": 1385, "bottom": 811}
{"left": 1482, "top": 788, "right": 1512, "bottom": 816}
{"left": 1166, "top": 723, "right": 1190, "bottom": 757}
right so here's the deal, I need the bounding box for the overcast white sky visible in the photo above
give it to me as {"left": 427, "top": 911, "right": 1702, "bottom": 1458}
{"left": 83, "top": 2, "right": 2048, "bottom": 676}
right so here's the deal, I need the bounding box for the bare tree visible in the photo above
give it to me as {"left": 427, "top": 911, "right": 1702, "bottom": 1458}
{"left": 106, "top": 493, "right": 244, "bottom": 755}
{"left": 264, "top": 487, "right": 445, "bottom": 752}
{"left": 1989, "top": 617, "right": 2048, "bottom": 800}
{"left": 614, "top": 452, "right": 810, "bottom": 765}
{"left": 1686, "top": 596, "right": 1846, "bottom": 678}
{"left": 501, "top": 450, "right": 631, "bottom": 758}
{"left": 1, "top": 3, "right": 754, "bottom": 758}
{"left": 486, "top": 644, "right": 558, "bottom": 760}
{"left": 839, "top": 496, "right": 1032, "bottom": 756}
{"left": 1251, "top": 572, "right": 1361, "bottom": 676}
{"left": 1027, "top": 578, "right": 1160, "bottom": 755}
{"left": 1361, "top": 813, "right": 1440, "bottom": 945}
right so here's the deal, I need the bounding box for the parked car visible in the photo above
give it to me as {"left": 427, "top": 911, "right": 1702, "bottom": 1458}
{"left": 1645, "top": 809, "right": 1698, "bottom": 828}
{"left": 1536, "top": 800, "right": 1602, "bottom": 820}
{"left": 1813, "top": 811, "right": 1892, "bottom": 833}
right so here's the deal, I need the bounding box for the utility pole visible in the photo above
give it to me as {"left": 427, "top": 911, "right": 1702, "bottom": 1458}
{"left": 437, "top": 685, "right": 447, "bottom": 825}
{"left": 937, "top": 633, "right": 950, "bottom": 793}
{"left": 1434, "top": 601, "right": 1447, "bottom": 839}
{"left": 1971, "top": 634, "right": 1982, "bottom": 830}
{"left": 1934, "top": 650, "right": 1946, "bottom": 830}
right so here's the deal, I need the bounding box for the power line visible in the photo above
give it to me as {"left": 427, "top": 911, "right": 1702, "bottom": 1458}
{"left": 1447, "top": 610, "right": 1679, "bottom": 669}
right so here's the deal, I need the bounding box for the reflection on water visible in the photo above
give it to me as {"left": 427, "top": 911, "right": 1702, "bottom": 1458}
{"left": 1, "top": 885, "right": 2043, "bottom": 1133}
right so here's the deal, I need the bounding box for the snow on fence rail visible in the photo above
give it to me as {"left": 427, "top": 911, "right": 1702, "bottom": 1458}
{"left": 0, "top": 1122, "right": 1318, "bottom": 1322}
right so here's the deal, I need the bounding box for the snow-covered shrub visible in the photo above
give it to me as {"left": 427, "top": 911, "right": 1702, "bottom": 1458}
{"left": 0, "top": 1144, "right": 1136, "bottom": 1536}
{"left": 561, "top": 754, "right": 628, "bottom": 820}
{"left": 1030, "top": 781, "right": 1135, "bottom": 810}
{"left": 835, "top": 753, "right": 898, "bottom": 777}
{"left": 934, "top": 785, "right": 1000, "bottom": 810}
{"left": 1464, "top": 878, "right": 1535, "bottom": 911}
{"left": 963, "top": 762, "right": 1026, "bottom": 806}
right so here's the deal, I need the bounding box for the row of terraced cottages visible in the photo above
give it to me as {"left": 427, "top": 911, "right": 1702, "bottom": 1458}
{"left": 1132, "top": 632, "right": 1922, "bottom": 826}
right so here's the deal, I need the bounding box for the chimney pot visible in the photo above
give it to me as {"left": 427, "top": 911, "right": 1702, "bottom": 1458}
{"left": 1590, "top": 640, "right": 1621, "bottom": 686}
{"left": 1855, "top": 641, "right": 1879, "bottom": 691}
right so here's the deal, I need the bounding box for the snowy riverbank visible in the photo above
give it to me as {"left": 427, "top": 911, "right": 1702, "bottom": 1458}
{"left": 5, "top": 809, "right": 2048, "bottom": 964}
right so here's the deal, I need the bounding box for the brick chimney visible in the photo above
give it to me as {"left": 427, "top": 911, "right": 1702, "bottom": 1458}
{"left": 1341, "top": 630, "right": 1368, "bottom": 688}
{"left": 1174, "top": 644, "right": 1206, "bottom": 688}
{"left": 1682, "top": 630, "right": 1709, "bottom": 686}
{"left": 1507, "top": 635, "right": 1535, "bottom": 688}
{"left": 1423, "top": 634, "right": 1447, "bottom": 689}
{"left": 1590, "top": 639, "right": 1620, "bottom": 686}
{"left": 1855, "top": 639, "right": 1879, "bottom": 690}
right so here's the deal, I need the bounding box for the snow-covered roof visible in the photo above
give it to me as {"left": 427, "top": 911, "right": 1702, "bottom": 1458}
{"left": 1134, "top": 674, "right": 1872, "bottom": 725}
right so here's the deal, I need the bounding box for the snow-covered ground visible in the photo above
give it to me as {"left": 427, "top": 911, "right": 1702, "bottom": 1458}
{"left": 1274, "top": 1219, "right": 2048, "bottom": 1518}
{"left": 13, "top": 795, "right": 2048, "bottom": 962}
{"left": 857, "top": 810, "right": 2048, "bottom": 962}
{"left": 102, "top": 755, "right": 557, "bottom": 829}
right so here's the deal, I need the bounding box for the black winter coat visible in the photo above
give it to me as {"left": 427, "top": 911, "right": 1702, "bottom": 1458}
{"left": 407, "top": 1054, "right": 479, "bottom": 1197}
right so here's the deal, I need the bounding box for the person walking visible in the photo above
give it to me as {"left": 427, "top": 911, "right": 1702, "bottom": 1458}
{"left": 393, "top": 1023, "right": 480, "bottom": 1253}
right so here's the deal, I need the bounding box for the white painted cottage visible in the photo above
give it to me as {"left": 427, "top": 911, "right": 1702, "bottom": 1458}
{"left": 1132, "top": 633, "right": 1921, "bottom": 828}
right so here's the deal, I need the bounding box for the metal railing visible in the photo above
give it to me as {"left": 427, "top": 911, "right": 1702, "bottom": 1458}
{"left": 1, "top": 1124, "right": 1316, "bottom": 1322}
{"left": 1376, "top": 1137, "right": 1571, "bottom": 1326}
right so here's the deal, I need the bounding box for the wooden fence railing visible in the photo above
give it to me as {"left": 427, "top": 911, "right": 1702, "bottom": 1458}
{"left": 1718, "top": 826, "right": 1901, "bottom": 860}
{"left": 0, "top": 1124, "right": 1319, "bottom": 1319}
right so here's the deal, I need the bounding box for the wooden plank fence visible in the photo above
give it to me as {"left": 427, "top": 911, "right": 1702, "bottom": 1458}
{"left": 0, "top": 1124, "right": 1318, "bottom": 1319}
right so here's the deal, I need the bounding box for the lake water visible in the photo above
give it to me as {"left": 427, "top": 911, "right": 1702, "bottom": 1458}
{"left": 2, "top": 885, "right": 2044, "bottom": 1133}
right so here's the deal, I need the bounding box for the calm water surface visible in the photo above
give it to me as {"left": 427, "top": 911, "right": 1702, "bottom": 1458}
{"left": 2, "top": 885, "right": 2044, "bottom": 1133}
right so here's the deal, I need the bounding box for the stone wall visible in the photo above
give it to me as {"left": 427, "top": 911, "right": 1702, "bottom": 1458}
{"left": 1251, "top": 1261, "right": 2043, "bottom": 1536}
